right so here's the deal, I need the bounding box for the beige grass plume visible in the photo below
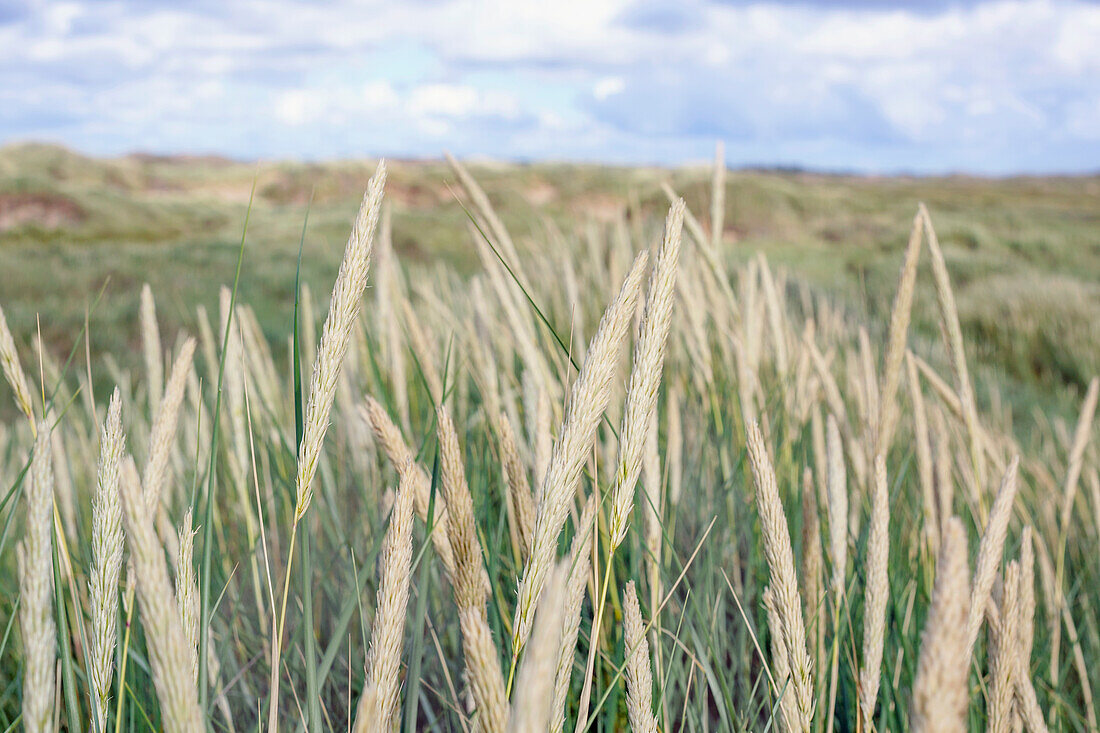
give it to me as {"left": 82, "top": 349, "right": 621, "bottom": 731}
{"left": 758, "top": 255, "right": 789, "bottom": 376}
{"left": 1060, "top": 376, "right": 1098, "bottom": 535}
{"left": 609, "top": 200, "right": 684, "bottom": 550}
{"left": 533, "top": 382, "right": 553, "bottom": 500}
{"left": 142, "top": 337, "right": 196, "bottom": 564}
{"left": 119, "top": 437, "right": 203, "bottom": 731}
{"left": 859, "top": 455, "right": 890, "bottom": 729}
{"left": 437, "top": 407, "right": 509, "bottom": 732}
{"left": 401, "top": 298, "right": 444, "bottom": 407}
{"left": 0, "top": 304, "right": 34, "bottom": 422}
{"left": 295, "top": 161, "right": 386, "bottom": 521}
{"left": 373, "top": 203, "right": 411, "bottom": 431}
{"left": 966, "top": 456, "right": 1020, "bottom": 661}
{"left": 932, "top": 412, "right": 956, "bottom": 535}
{"left": 142, "top": 338, "right": 196, "bottom": 508}
{"left": 549, "top": 493, "right": 598, "bottom": 732}
{"left": 88, "top": 391, "right": 126, "bottom": 732}
{"left": 988, "top": 561, "right": 1021, "bottom": 733}
{"left": 1011, "top": 535, "right": 1050, "bottom": 733}
{"left": 140, "top": 283, "right": 164, "bottom": 415}
{"left": 921, "top": 204, "right": 984, "bottom": 491}
{"left": 642, "top": 407, "right": 662, "bottom": 614}
{"left": 353, "top": 462, "right": 416, "bottom": 733}
{"left": 910, "top": 517, "right": 970, "bottom": 733}
{"left": 1017, "top": 527, "right": 1036, "bottom": 681}
{"left": 219, "top": 287, "right": 249, "bottom": 483}
{"left": 512, "top": 249, "right": 649, "bottom": 655}
{"left": 826, "top": 414, "right": 848, "bottom": 599}
{"left": 906, "top": 351, "right": 938, "bottom": 551}
{"left": 764, "top": 586, "right": 800, "bottom": 733}
{"left": 18, "top": 421, "right": 56, "bottom": 733}
{"left": 875, "top": 210, "right": 923, "bottom": 455}
{"left": 857, "top": 327, "right": 880, "bottom": 445}
{"left": 175, "top": 509, "right": 199, "bottom": 682}
{"left": 800, "top": 468, "right": 824, "bottom": 677}
{"left": 623, "top": 580, "right": 659, "bottom": 733}
{"left": 746, "top": 420, "right": 814, "bottom": 730}
{"left": 667, "top": 383, "right": 683, "bottom": 506}
{"left": 361, "top": 396, "right": 458, "bottom": 583}
{"left": 508, "top": 563, "right": 568, "bottom": 733}
{"left": 498, "top": 412, "right": 536, "bottom": 561}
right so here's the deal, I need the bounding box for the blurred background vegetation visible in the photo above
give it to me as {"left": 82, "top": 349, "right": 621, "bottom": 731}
{"left": 1, "top": 141, "right": 1097, "bottom": 420}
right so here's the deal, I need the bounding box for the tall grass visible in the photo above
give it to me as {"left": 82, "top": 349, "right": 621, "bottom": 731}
{"left": 0, "top": 152, "right": 1097, "bottom": 732}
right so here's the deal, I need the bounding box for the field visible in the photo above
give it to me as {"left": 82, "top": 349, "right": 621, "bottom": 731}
{"left": 0, "top": 143, "right": 1098, "bottom": 731}
{"left": 2, "top": 143, "right": 1098, "bottom": 411}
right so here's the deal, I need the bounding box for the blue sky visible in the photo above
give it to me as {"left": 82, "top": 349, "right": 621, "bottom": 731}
{"left": 1, "top": 0, "right": 1098, "bottom": 173}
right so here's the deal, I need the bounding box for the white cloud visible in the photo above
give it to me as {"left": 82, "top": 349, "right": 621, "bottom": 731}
{"left": 408, "top": 84, "right": 479, "bottom": 117}
{"left": 275, "top": 89, "right": 321, "bottom": 126}
{"left": 0, "top": 0, "right": 1098, "bottom": 172}
{"left": 593, "top": 77, "right": 625, "bottom": 101}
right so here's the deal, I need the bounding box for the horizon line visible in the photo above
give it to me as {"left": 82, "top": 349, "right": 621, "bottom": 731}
{"left": 3, "top": 138, "right": 1099, "bottom": 181}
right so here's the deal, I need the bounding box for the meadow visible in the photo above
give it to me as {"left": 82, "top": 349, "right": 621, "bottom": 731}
{"left": 0, "top": 144, "right": 1097, "bottom": 731}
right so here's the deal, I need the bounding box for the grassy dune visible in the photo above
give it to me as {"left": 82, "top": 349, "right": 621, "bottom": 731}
{"left": 0, "top": 146, "right": 1098, "bottom": 730}
{"left": 1, "top": 143, "right": 1097, "bottom": 409}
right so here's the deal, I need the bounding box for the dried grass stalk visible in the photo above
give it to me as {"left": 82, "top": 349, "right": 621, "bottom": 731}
{"left": 875, "top": 210, "right": 923, "bottom": 455}
{"left": 859, "top": 455, "right": 890, "bottom": 729}
{"left": 437, "top": 408, "right": 508, "bottom": 732}
{"left": 967, "top": 456, "right": 1020, "bottom": 660}
{"left": 609, "top": 201, "right": 684, "bottom": 550}
{"left": 826, "top": 415, "right": 848, "bottom": 599}
{"left": 550, "top": 494, "right": 598, "bottom": 733}
{"left": 140, "top": 283, "right": 164, "bottom": 414}
{"left": 0, "top": 304, "right": 34, "bottom": 421}
{"left": 921, "top": 204, "right": 984, "bottom": 491}
{"left": 142, "top": 338, "right": 196, "bottom": 508}
{"left": 175, "top": 510, "right": 199, "bottom": 683}
{"left": 18, "top": 422, "right": 56, "bottom": 733}
{"left": 120, "top": 437, "right": 203, "bottom": 732}
{"left": 498, "top": 413, "right": 536, "bottom": 561}
{"left": 623, "top": 580, "right": 659, "bottom": 733}
{"left": 401, "top": 298, "right": 444, "bottom": 407}
{"left": 353, "top": 462, "right": 416, "bottom": 733}
{"left": 361, "top": 396, "right": 458, "bottom": 583}
{"left": 88, "top": 391, "right": 125, "bottom": 732}
{"left": 906, "top": 352, "right": 938, "bottom": 551}
{"left": 988, "top": 562, "right": 1021, "bottom": 733}
{"left": 800, "top": 468, "right": 824, "bottom": 679}
{"left": 1060, "top": 377, "right": 1098, "bottom": 533}
{"left": 296, "top": 162, "right": 386, "bottom": 520}
{"left": 509, "top": 564, "right": 567, "bottom": 733}
{"left": 513, "top": 250, "right": 648, "bottom": 654}
{"left": 746, "top": 421, "right": 814, "bottom": 730}
{"left": 910, "top": 517, "right": 970, "bottom": 733}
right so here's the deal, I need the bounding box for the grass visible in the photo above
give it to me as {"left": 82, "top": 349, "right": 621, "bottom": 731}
{"left": 1, "top": 141, "right": 1098, "bottom": 412}
{"left": 0, "top": 146, "right": 1097, "bottom": 730}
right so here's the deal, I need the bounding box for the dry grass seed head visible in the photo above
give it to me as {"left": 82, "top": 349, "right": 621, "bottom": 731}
{"left": 296, "top": 161, "right": 386, "bottom": 521}
{"left": 746, "top": 420, "right": 814, "bottom": 730}
{"left": 623, "top": 580, "right": 659, "bottom": 733}
{"left": 19, "top": 422, "right": 57, "bottom": 733}
{"left": 910, "top": 516, "right": 970, "bottom": 733}
{"left": 512, "top": 249, "right": 648, "bottom": 654}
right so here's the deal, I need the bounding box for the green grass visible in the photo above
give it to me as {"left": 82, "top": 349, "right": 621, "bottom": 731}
{"left": 0, "top": 144, "right": 1097, "bottom": 731}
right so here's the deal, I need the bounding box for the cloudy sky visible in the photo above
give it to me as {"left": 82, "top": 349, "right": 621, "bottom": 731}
{"left": 1, "top": 0, "right": 1099, "bottom": 173}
